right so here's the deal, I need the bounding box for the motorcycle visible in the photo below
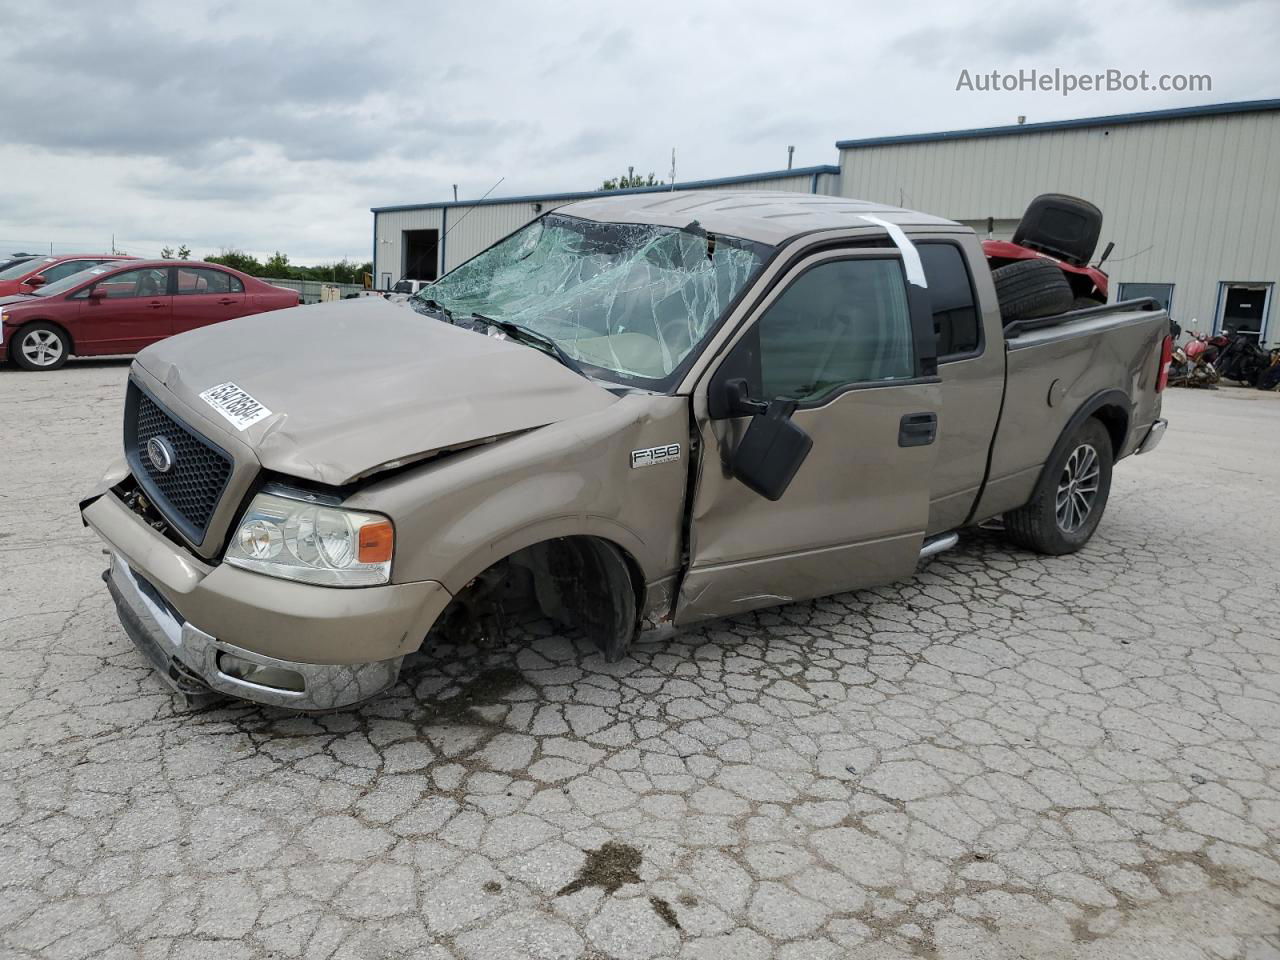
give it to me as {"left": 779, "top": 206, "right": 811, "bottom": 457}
{"left": 1167, "top": 328, "right": 1221, "bottom": 388}
{"left": 1259, "top": 348, "right": 1280, "bottom": 391}
{"left": 1214, "top": 331, "right": 1273, "bottom": 386}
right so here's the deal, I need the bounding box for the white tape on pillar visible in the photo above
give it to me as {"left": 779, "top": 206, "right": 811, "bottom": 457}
{"left": 860, "top": 214, "right": 927, "bottom": 288}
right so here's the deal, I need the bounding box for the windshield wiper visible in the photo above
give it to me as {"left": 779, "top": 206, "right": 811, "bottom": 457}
{"left": 471, "top": 313, "right": 587, "bottom": 378}
{"left": 411, "top": 297, "right": 453, "bottom": 323}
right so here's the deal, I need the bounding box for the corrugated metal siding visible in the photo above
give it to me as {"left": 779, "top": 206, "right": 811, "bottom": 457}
{"left": 700, "top": 173, "right": 815, "bottom": 194}
{"left": 813, "top": 171, "right": 840, "bottom": 196}
{"left": 373, "top": 207, "right": 443, "bottom": 287}
{"left": 441, "top": 201, "right": 558, "bottom": 273}
{"left": 380, "top": 174, "right": 832, "bottom": 278}
{"left": 838, "top": 111, "right": 1280, "bottom": 344}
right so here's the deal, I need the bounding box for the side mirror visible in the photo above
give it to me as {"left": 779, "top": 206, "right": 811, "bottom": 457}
{"left": 87, "top": 288, "right": 106, "bottom": 300}
{"left": 729, "top": 397, "right": 813, "bottom": 501}
{"left": 24, "top": 275, "right": 46, "bottom": 288}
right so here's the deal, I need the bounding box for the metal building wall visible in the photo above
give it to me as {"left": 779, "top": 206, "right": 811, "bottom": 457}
{"left": 837, "top": 108, "right": 1280, "bottom": 344}
{"left": 375, "top": 168, "right": 840, "bottom": 280}
{"left": 441, "top": 200, "right": 556, "bottom": 273}
{"left": 438, "top": 173, "right": 827, "bottom": 270}
{"left": 701, "top": 172, "right": 816, "bottom": 194}
{"left": 372, "top": 207, "right": 443, "bottom": 288}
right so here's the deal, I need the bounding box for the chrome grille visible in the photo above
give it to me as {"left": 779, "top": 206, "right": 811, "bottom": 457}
{"left": 125, "top": 383, "right": 233, "bottom": 544}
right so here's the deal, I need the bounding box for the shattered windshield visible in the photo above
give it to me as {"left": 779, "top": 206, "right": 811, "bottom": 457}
{"left": 412, "top": 213, "right": 771, "bottom": 386}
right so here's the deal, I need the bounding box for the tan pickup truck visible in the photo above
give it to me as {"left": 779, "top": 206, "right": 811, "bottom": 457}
{"left": 81, "top": 192, "right": 1172, "bottom": 710}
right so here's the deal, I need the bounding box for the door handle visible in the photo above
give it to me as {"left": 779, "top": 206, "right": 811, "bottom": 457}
{"left": 146, "top": 301, "right": 165, "bottom": 309}
{"left": 899, "top": 412, "right": 937, "bottom": 447}
{"left": 218, "top": 298, "right": 235, "bottom": 305}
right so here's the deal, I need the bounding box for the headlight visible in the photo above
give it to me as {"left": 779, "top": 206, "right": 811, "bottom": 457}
{"left": 225, "top": 491, "right": 394, "bottom": 587}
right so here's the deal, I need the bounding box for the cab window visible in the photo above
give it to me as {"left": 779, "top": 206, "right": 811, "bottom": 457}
{"left": 755, "top": 258, "right": 916, "bottom": 403}
{"left": 919, "top": 243, "right": 981, "bottom": 359}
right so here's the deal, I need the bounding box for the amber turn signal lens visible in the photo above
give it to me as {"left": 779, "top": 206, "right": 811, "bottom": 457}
{"left": 357, "top": 519, "right": 394, "bottom": 564}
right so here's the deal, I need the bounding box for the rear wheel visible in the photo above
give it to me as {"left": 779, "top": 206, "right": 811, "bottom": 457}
{"left": 991, "top": 259, "right": 1074, "bottom": 322}
{"left": 11, "top": 322, "right": 70, "bottom": 371}
{"left": 1003, "top": 418, "right": 1113, "bottom": 555}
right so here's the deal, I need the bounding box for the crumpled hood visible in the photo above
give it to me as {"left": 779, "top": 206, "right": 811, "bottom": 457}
{"left": 135, "top": 297, "right": 618, "bottom": 485}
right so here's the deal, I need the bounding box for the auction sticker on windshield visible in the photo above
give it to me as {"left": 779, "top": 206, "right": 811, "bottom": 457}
{"left": 199, "top": 382, "right": 273, "bottom": 430}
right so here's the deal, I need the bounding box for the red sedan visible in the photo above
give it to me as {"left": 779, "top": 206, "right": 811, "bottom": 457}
{"left": 0, "top": 253, "right": 136, "bottom": 297}
{"left": 0, "top": 260, "right": 302, "bottom": 371}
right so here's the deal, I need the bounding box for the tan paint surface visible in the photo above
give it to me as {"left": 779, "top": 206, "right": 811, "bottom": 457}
{"left": 677, "top": 246, "right": 942, "bottom": 622}
{"left": 134, "top": 296, "right": 618, "bottom": 486}
{"left": 85, "top": 203, "right": 1170, "bottom": 666}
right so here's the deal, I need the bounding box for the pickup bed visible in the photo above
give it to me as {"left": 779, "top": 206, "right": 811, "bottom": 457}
{"left": 81, "top": 191, "right": 1172, "bottom": 709}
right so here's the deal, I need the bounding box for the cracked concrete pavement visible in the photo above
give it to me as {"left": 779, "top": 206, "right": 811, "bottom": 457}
{"left": 1, "top": 359, "right": 1278, "bottom": 959}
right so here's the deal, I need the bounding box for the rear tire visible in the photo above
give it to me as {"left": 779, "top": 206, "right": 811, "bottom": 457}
{"left": 1003, "top": 418, "right": 1113, "bottom": 555}
{"left": 11, "top": 322, "right": 70, "bottom": 371}
{"left": 991, "top": 259, "right": 1074, "bottom": 322}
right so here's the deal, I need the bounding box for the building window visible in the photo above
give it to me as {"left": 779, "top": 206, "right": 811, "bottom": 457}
{"left": 1118, "top": 282, "right": 1174, "bottom": 313}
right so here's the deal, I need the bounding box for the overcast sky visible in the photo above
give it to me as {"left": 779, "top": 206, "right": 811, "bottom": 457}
{"left": 1, "top": 0, "right": 1277, "bottom": 265}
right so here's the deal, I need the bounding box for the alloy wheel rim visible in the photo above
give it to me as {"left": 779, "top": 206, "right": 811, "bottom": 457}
{"left": 1055, "top": 443, "right": 1100, "bottom": 533}
{"left": 21, "top": 330, "right": 63, "bottom": 367}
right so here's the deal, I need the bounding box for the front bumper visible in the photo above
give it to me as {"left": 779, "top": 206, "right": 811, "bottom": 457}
{"left": 1136, "top": 418, "right": 1168, "bottom": 455}
{"left": 104, "top": 554, "right": 403, "bottom": 710}
{"left": 83, "top": 487, "right": 452, "bottom": 710}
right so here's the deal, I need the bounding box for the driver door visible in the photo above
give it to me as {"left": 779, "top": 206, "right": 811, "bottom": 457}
{"left": 676, "top": 247, "right": 942, "bottom": 624}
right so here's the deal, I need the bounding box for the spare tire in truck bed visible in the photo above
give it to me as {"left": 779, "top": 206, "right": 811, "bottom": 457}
{"left": 991, "top": 259, "right": 1074, "bottom": 322}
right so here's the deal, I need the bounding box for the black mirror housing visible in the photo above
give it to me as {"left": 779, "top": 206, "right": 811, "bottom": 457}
{"left": 730, "top": 399, "right": 813, "bottom": 501}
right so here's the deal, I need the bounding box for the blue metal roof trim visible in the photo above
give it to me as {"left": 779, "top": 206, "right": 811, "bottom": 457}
{"left": 370, "top": 165, "right": 842, "bottom": 214}
{"left": 834, "top": 98, "right": 1280, "bottom": 150}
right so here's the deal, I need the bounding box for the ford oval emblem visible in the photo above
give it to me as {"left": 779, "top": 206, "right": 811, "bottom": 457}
{"left": 146, "top": 436, "right": 176, "bottom": 474}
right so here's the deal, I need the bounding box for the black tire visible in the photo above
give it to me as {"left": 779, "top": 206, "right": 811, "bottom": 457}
{"left": 991, "top": 259, "right": 1074, "bottom": 322}
{"left": 10, "top": 321, "right": 70, "bottom": 371}
{"left": 1003, "top": 418, "right": 1113, "bottom": 555}
{"left": 1071, "top": 296, "right": 1103, "bottom": 310}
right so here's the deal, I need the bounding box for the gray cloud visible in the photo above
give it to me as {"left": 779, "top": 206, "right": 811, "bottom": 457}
{"left": 0, "top": 0, "right": 1276, "bottom": 263}
{"left": 890, "top": 9, "right": 1095, "bottom": 69}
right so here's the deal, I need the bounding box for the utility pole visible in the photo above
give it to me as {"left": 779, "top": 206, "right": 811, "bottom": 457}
{"left": 787, "top": 145, "right": 794, "bottom": 170}
{"left": 452, "top": 184, "right": 458, "bottom": 202}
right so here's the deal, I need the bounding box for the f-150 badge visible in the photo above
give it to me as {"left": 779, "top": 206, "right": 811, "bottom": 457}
{"left": 631, "top": 443, "right": 681, "bottom": 468}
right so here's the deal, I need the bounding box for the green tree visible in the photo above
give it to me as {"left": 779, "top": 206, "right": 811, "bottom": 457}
{"left": 202, "top": 249, "right": 373, "bottom": 284}
{"left": 177, "top": 245, "right": 191, "bottom": 260}
{"left": 600, "top": 169, "right": 660, "bottom": 190}
{"left": 205, "top": 248, "right": 264, "bottom": 276}
{"left": 160, "top": 245, "right": 174, "bottom": 259}
{"left": 263, "top": 251, "right": 292, "bottom": 277}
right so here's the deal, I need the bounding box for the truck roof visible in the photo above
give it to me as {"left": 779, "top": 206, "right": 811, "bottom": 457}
{"left": 560, "top": 190, "right": 961, "bottom": 246}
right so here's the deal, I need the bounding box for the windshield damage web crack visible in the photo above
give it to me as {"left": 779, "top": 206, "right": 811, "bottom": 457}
{"left": 411, "top": 214, "right": 769, "bottom": 387}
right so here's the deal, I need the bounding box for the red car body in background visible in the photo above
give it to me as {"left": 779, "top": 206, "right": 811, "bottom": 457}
{"left": 0, "top": 260, "right": 302, "bottom": 370}
{"left": 0, "top": 253, "right": 137, "bottom": 297}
